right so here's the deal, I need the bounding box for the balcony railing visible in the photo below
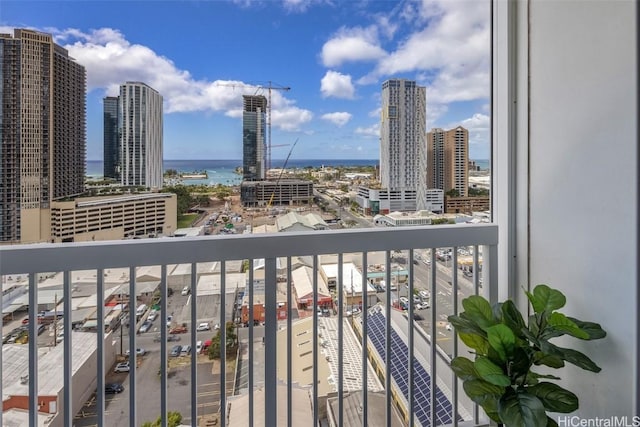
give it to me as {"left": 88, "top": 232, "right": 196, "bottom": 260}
{"left": 0, "top": 223, "right": 498, "bottom": 427}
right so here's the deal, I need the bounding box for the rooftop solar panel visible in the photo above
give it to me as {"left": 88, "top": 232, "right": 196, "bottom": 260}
{"left": 365, "top": 310, "right": 460, "bottom": 427}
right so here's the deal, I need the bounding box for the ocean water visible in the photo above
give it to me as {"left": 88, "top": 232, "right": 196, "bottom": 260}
{"left": 86, "top": 158, "right": 490, "bottom": 185}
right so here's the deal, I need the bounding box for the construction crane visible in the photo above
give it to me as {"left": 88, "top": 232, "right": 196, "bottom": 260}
{"left": 215, "top": 81, "right": 291, "bottom": 172}
{"left": 267, "top": 138, "right": 299, "bottom": 209}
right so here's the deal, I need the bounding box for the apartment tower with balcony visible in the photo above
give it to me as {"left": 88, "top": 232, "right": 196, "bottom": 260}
{"left": 102, "top": 96, "right": 120, "bottom": 180}
{"left": 427, "top": 126, "right": 469, "bottom": 197}
{"left": 242, "top": 95, "right": 268, "bottom": 181}
{"left": 0, "top": 29, "right": 86, "bottom": 243}
{"left": 379, "top": 79, "right": 427, "bottom": 211}
{"left": 119, "top": 82, "right": 163, "bottom": 189}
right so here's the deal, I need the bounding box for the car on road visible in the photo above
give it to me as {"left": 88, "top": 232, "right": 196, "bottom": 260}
{"left": 153, "top": 334, "right": 181, "bottom": 342}
{"left": 105, "top": 383, "right": 124, "bottom": 394}
{"left": 139, "top": 321, "right": 152, "bottom": 333}
{"left": 147, "top": 310, "right": 158, "bottom": 321}
{"left": 114, "top": 362, "right": 130, "bottom": 373}
{"left": 196, "top": 322, "right": 211, "bottom": 331}
{"left": 169, "top": 345, "right": 182, "bottom": 357}
{"left": 166, "top": 315, "right": 173, "bottom": 328}
{"left": 125, "top": 348, "right": 146, "bottom": 357}
{"left": 181, "top": 286, "right": 190, "bottom": 296}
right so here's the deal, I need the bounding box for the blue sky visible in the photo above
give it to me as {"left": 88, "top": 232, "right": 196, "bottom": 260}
{"left": 1, "top": 0, "right": 490, "bottom": 161}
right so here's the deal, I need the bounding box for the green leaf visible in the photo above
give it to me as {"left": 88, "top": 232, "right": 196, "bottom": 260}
{"left": 558, "top": 347, "right": 602, "bottom": 373}
{"left": 521, "top": 326, "right": 540, "bottom": 347}
{"left": 510, "top": 347, "right": 534, "bottom": 379}
{"left": 502, "top": 300, "right": 527, "bottom": 338}
{"left": 532, "top": 351, "right": 565, "bottom": 369}
{"left": 462, "top": 295, "right": 496, "bottom": 329}
{"left": 462, "top": 379, "right": 505, "bottom": 405}
{"left": 459, "top": 332, "right": 489, "bottom": 354}
{"left": 546, "top": 312, "right": 590, "bottom": 339}
{"left": 451, "top": 357, "right": 479, "bottom": 381}
{"left": 539, "top": 341, "right": 601, "bottom": 373}
{"left": 486, "top": 324, "right": 516, "bottom": 362}
{"left": 448, "top": 314, "right": 487, "bottom": 336}
{"left": 528, "top": 284, "right": 566, "bottom": 314}
{"left": 567, "top": 317, "right": 607, "bottom": 340}
{"left": 528, "top": 382, "right": 579, "bottom": 413}
{"left": 498, "top": 392, "right": 547, "bottom": 427}
{"left": 475, "top": 356, "right": 511, "bottom": 387}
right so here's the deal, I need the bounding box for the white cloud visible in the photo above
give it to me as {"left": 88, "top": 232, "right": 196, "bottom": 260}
{"left": 321, "top": 26, "right": 387, "bottom": 67}
{"left": 459, "top": 113, "right": 490, "bottom": 132}
{"left": 320, "top": 71, "right": 355, "bottom": 99}
{"left": 41, "top": 27, "right": 312, "bottom": 131}
{"left": 358, "top": 0, "right": 490, "bottom": 104}
{"left": 355, "top": 122, "right": 380, "bottom": 138}
{"left": 368, "top": 107, "right": 381, "bottom": 118}
{"left": 321, "top": 112, "right": 352, "bottom": 127}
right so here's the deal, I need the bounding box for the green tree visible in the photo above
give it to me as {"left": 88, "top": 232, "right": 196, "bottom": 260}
{"left": 339, "top": 183, "right": 349, "bottom": 192}
{"left": 446, "top": 188, "right": 460, "bottom": 197}
{"left": 141, "top": 411, "right": 183, "bottom": 427}
{"left": 161, "top": 185, "right": 192, "bottom": 215}
{"left": 207, "top": 321, "right": 238, "bottom": 360}
{"left": 468, "top": 186, "right": 490, "bottom": 196}
{"left": 163, "top": 169, "right": 178, "bottom": 178}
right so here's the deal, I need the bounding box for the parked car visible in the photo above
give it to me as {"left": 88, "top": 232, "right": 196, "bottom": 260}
{"left": 105, "top": 383, "right": 124, "bottom": 394}
{"left": 196, "top": 340, "right": 203, "bottom": 354}
{"left": 180, "top": 345, "right": 191, "bottom": 356}
{"left": 114, "top": 362, "right": 130, "bottom": 373}
{"left": 166, "top": 316, "right": 173, "bottom": 328}
{"left": 169, "top": 325, "right": 187, "bottom": 334}
{"left": 139, "top": 321, "right": 152, "bottom": 333}
{"left": 147, "top": 310, "right": 158, "bottom": 321}
{"left": 169, "top": 345, "right": 182, "bottom": 357}
{"left": 196, "top": 322, "right": 210, "bottom": 331}
{"left": 181, "top": 286, "right": 190, "bottom": 296}
{"left": 125, "top": 348, "right": 146, "bottom": 357}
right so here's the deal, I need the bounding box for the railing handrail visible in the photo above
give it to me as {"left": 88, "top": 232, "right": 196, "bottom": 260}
{"left": 0, "top": 224, "right": 497, "bottom": 275}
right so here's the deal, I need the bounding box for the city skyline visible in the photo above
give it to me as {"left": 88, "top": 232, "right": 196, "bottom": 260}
{"left": 0, "top": 0, "right": 490, "bottom": 161}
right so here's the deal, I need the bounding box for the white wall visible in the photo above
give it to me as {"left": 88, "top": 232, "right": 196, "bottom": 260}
{"left": 523, "top": 0, "right": 637, "bottom": 418}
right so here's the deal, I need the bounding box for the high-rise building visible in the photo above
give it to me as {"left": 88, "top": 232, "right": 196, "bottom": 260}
{"left": 380, "top": 79, "right": 427, "bottom": 210}
{"left": 103, "top": 96, "right": 120, "bottom": 180}
{"left": 242, "top": 95, "right": 268, "bottom": 181}
{"left": 427, "top": 126, "right": 469, "bottom": 197}
{"left": 119, "top": 82, "right": 163, "bottom": 189}
{"left": 0, "top": 29, "right": 86, "bottom": 243}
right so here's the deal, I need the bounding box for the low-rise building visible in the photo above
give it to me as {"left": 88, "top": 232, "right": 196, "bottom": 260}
{"left": 48, "top": 193, "right": 177, "bottom": 243}
{"left": 240, "top": 179, "right": 313, "bottom": 207}
{"left": 444, "top": 196, "right": 490, "bottom": 214}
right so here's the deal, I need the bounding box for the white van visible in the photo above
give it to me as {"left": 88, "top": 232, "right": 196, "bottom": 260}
{"left": 196, "top": 340, "right": 203, "bottom": 354}
{"left": 136, "top": 304, "right": 148, "bottom": 317}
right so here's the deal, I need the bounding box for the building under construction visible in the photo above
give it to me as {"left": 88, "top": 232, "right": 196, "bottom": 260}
{"left": 240, "top": 179, "right": 313, "bottom": 208}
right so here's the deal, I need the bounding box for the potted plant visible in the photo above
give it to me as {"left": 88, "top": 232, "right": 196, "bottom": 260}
{"left": 448, "top": 284, "right": 606, "bottom": 427}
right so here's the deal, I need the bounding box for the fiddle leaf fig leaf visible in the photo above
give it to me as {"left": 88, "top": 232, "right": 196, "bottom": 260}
{"left": 528, "top": 382, "right": 579, "bottom": 413}
{"left": 547, "top": 312, "right": 589, "bottom": 339}
{"left": 498, "top": 392, "right": 547, "bottom": 427}
{"left": 459, "top": 332, "right": 489, "bottom": 354}
{"left": 529, "top": 284, "right": 566, "bottom": 314}
{"left": 448, "top": 314, "right": 486, "bottom": 336}
{"left": 475, "top": 356, "right": 511, "bottom": 387}
{"left": 502, "top": 300, "right": 526, "bottom": 338}
{"left": 486, "top": 324, "right": 515, "bottom": 362}
{"left": 463, "top": 379, "right": 505, "bottom": 405}
{"left": 462, "top": 295, "right": 495, "bottom": 329}
{"left": 566, "top": 317, "right": 607, "bottom": 340}
{"left": 451, "top": 357, "right": 480, "bottom": 381}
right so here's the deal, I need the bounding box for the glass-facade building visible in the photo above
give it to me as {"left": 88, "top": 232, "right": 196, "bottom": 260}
{"left": 242, "top": 95, "right": 268, "bottom": 181}
{"left": 103, "top": 96, "right": 119, "bottom": 180}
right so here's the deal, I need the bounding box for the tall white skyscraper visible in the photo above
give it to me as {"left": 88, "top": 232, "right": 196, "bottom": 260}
{"left": 380, "top": 79, "right": 427, "bottom": 210}
{"left": 119, "top": 82, "right": 163, "bottom": 189}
